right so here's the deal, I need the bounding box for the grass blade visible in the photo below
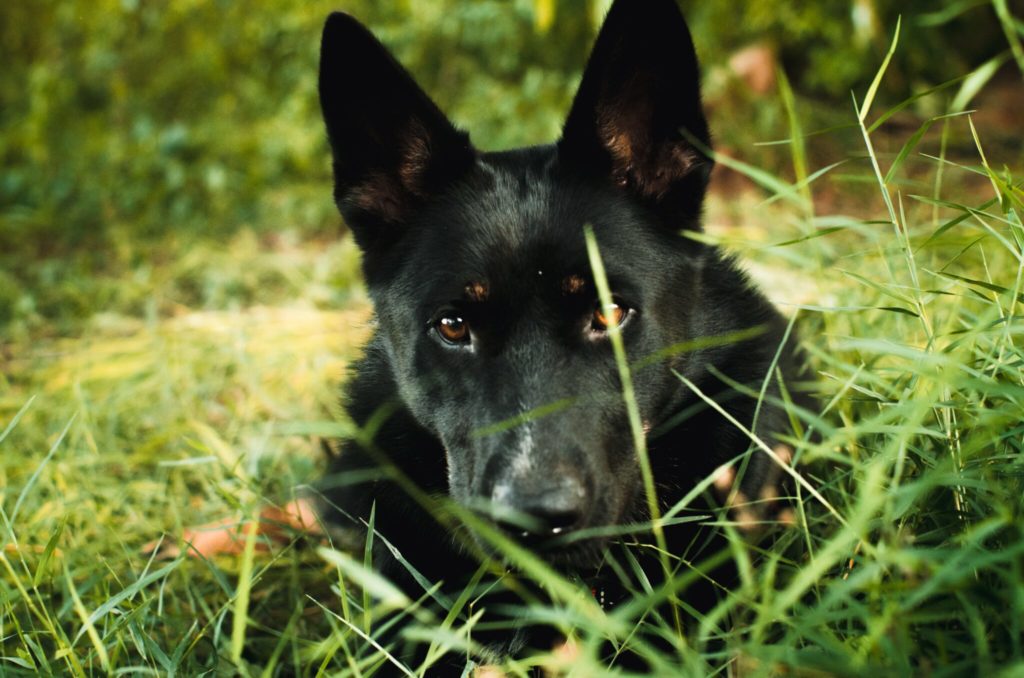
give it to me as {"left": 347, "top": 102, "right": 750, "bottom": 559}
{"left": 11, "top": 413, "right": 76, "bottom": 525}
{"left": 861, "top": 16, "right": 902, "bottom": 121}
{"left": 0, "top": 395, "right": 36, "bottom": 446}
{"left": 64, "top": 563, "right": 110, "bottom": 672}
{"left": 72, "top": 561, "right": 179, "bottom": 644}
{"left": 584, "top": 227, "right": 672, "bottom": 578}
{"left": 230, "top": 513, "right": 260, "bottom": 668}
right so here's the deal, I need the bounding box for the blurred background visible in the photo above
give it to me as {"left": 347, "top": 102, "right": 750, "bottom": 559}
{"left": 1, "top": 0, "right": 1022, "bottom": 342}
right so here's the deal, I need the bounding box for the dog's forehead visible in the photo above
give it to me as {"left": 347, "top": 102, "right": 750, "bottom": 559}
{"left": 467, "top": 148, "right": 560, "bottom": 249}
{"left": 399, "top": 146, "right": 666, "bottom": 304}
{"left": 401, "top": 149, "right": 573, "bottom": 283}
{"left": 446, "top": 148, "right": 628, "bottom": 261}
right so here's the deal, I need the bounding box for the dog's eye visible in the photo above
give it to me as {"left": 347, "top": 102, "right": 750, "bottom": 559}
{"left": 436, "top": 314, "right": 470, "bottom": 344}
{"left": 591, "top": 302, "right": 628, "bottom": 332}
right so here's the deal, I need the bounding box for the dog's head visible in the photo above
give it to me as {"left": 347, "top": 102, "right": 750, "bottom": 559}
{"left": 320, "top": 0, "right": 715, "bottom": 560}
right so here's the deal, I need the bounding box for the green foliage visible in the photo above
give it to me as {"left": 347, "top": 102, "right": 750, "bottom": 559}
{"left": 1, "top": 1, "right": 332, "bottom": 222}
{"left": 682, "top": 0, "right": 1007, "bottom": 97}
{"left": 0, "top": 0, "right": 1008, "bottom": 253}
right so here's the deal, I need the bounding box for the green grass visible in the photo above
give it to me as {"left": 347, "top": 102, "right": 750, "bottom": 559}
{"left": 3, "top": 56, "right": 1024, "bottom": 678}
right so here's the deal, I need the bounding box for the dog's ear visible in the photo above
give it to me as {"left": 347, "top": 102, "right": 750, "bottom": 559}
{"left": 319, "top": 13, "right": 475, "bottom": 249}
{"left": 558, "top": 0, "right": 712, "bottom": 225}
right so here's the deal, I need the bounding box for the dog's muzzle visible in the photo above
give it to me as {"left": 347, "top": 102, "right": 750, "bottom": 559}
{"left": 489, "top": 468, "right": 590, "bottom": 543}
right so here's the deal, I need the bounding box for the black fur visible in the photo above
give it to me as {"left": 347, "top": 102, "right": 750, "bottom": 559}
{"left": 317, "top": 0, "right": 805, "bottom": 665}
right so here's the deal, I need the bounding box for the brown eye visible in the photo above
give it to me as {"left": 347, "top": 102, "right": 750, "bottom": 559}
{"left": 437, "top": 315, "right": 470, "bottom": 344}
{"left": 592, "top": 302, "right": 626, "bottom": 331}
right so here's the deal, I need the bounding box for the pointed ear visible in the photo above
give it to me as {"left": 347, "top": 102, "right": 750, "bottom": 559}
{"left": 319, "top": 13, "right": 475, "bottom": 249}
{"left": 558, "top": 0, "right": 712, "bottom": 225}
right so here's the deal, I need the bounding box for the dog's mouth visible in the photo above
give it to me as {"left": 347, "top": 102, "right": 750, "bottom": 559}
{"left": 494, "top": 528, "right": 609, "bottom": 572}
{"left": 462, "top": 497, "right": 632, "bottom": 570}
{"left": 454, "top": 463, "right": 648, "bottom": 571}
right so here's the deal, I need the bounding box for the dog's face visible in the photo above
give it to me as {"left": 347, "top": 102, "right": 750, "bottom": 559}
{"left": 320, "top": 0, "right": 714, "bottom": 560}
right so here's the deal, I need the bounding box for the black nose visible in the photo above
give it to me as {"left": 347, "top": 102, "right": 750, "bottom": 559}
{"left": 491, "top": 474, "right": 588, "bottom": 539}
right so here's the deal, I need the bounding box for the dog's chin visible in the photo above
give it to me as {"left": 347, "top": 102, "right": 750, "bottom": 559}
{"left": 469, "top": 528, "right": 609, "bottom": 573}
{"left": 541, "top": 539, "right": 608, "bottom": 572}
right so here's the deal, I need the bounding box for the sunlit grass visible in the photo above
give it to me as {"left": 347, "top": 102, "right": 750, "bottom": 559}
{"left": 3, "top": 52, "right": 1024, "bottom": 678}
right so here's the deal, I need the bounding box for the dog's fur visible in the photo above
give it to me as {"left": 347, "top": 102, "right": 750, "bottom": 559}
{"left": 317, "top": 0, "right": 804, "bottom": 663}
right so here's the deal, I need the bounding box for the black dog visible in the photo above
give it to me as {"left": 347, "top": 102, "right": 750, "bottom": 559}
{"left": 317, "top": 0, "right": 804, "bottom": 667}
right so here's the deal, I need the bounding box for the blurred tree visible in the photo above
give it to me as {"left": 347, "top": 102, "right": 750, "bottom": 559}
{"left": 680, "top": 0, "right": 1010, "bottom": 97}
{"left": 0, "top": 0, "right": 1017, "bottom": 333}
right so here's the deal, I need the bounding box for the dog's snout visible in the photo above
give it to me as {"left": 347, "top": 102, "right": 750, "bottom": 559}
{"left": 491, "top": 471, "right": 589, "bottom": 538}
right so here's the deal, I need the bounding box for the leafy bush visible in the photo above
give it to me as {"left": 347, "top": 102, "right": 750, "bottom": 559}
{"left": 0, "top": 1, "right": 1010, "bottom": 256}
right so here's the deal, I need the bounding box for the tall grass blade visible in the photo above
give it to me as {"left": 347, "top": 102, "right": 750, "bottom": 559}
{"left": 0, "top": 395, "right": 35, "bottom": 446}
{"left": 583, "top": 226, "right": 679, "bottom": 636}
{"left": 951, "top": 53, "right": 1010, "bottom": 112}
{"left": 860, "top": 16, "right": 901, "bottom": 121}
{"left": 64, "top": 563, "right": 110, "bottom": 671}
{"left": 993, "top": 0, "right": 1024, "bottom": 75}
{"left": 11, "top": 413, "right": 76, "bottom": 525}
{"left": 230, "top": 513, "right": 261, "bottom": 668}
